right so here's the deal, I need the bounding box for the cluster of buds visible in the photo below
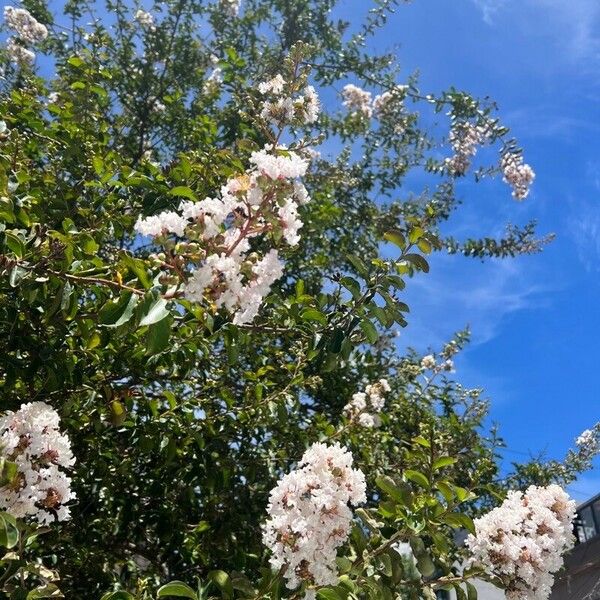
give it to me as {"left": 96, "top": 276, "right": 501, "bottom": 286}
{"left": 343, "top": 378, "right": 391, "bottom": 428}
{"left": 258, "top": 73, "right": 320, "bottom": 126}
{"left": 0, "top": 402, "right": 75, "bottom": 525}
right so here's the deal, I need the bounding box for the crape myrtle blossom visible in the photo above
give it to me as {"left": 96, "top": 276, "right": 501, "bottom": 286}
{"left": 420, "top": 354, "right": 453, "bottom": 374}
{"left": 3, "top": 6, "right": 47, "bottom": 43}
{"left": 263, "top": 443, "right": 366, "bottom": 593}
{"left": 220, "top": 0, "right": 240, "bottom": 17}
{"left": 344, "top": 378, "right": 391, "bottom": 428}
{"left": 575, "top": 424, "right": 600, "bottom": 459}
{"left": 5, "top": 37, "right": 33, "bottom": 65}
{"left": 466, "top": 484, "right": 575, "bottom": 600}
{"left": 341, "top": 83, "right": 373, "bottom": 118}
{"left": 501, "top": 151, "right": 535, "bottom": 200}
{"left": 134, "top": 9, "right": 155, "bottom": 31}
{"left": 372, "top": 84, "right": 408, "bottom": 116}
{"left": 3, "top": 5, "right": 47, "bottom": 65}
{"left": 0, "top": 402, "right": 75, "bottom": 525}
{"left": 445, "top": 121, "right": 490, "bottom": 176}
{"left": 258, "top": 74, "right": 320, "bottom": 126}
{"left": 135, "top": 78, "right": 318, "bottom": 325}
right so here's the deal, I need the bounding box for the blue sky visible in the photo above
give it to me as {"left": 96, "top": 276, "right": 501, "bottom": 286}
{"left": 335, "top": 0, "right": 600, "bottom": 501}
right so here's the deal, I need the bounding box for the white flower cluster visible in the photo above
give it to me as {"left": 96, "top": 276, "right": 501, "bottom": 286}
{"left": 259, "top": 74, "right": 319, "bottom": 126}
{"left": 372, "top": 85, "right": 408, "bottom": 116}
{"left": 575, "top": 425, "right": 599, "bottom": 459}
{"left": 445, "top": 121, "right": 489, "bottom": 176}
{"left": 136, "top": 80, "right": 316, "bottom": 324}
{"left": 134, "top": 9, "right": 155, "bottom": 31}
{"left": 0, "top": 401, "right": 75, "bottom": 525}
{"left": 341, "top": 84, "right": 373, "bottom": 118}
{"left": 3, "top": 5, "right": 47, "bottom": 65}
{"left": 220, "top": 0, "right": 240, "bottom": 17}
{"left": 420, "top": 354, "right": 453, "bottom": 373}
{"left": 501, "top": 152, "right": 535, "bottom": 200}
{"left": 466, "top": 484, "right": 576, "bottom": 600}
{"left": 263, "top": 442, "right": 366, "bottom": 593}
{"left": 203, "top": 65, "right": 223, "bottom": 94}
{"left": 342, "top": 83, "right": 406, "bottom": 119}
{"left": 343, "top": 378, "right": 391, "bottom": 428}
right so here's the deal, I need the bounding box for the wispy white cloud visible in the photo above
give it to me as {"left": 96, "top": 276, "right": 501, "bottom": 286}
{"left": 469, "top": 0, "right": 508, "bottom": 24}
{"left": 470, "top": 0, "right": 600, "bottom": 69}
{"left": 397, "top": 253, "right": 553, "bottom": 352}
{"left": 568, "top": 197, "right": 600, "bottom": 272}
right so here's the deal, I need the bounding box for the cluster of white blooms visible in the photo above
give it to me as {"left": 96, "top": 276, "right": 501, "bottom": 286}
{"left": 420, "top": 354, "right": 453, "bottom": 373}
{"left": 263, "top": 443, "right": 366, "bottom": 593}
{"left": 3, "top": 6, "right": 47, "bottom": 42}
{"left": 341, "top": 84, "right": 373, "bottom": 118}
{"left": 203, "top": 66, "right": 223, "bottom": 94}
{"left": 372, "top": 84, "right": 408, "bottom": 116}
{"left": 220, "top": 0, "right": 240, "bottom": 16}
{"left": 134, "top": 9, "right": 155, "bottom": 31}
{"left": 466, "top": 484, "right": 576, "bottom": 600}
{"left": 3, "top": 5, "right": 47, "bottom": 65}
{"left": 445, "top": 121, "right": 489, "bottom": 175}
{"left": 259, "top": 74, "right": 320, "bottom": 126}
{"left": 342, "top": 84, "right": 407, "bottom": 120}
{"left": 136, "top": 81, "right": 317, "bottom": 324}
{"left": 575, "top": 425, "right": 600, "bottom": 459}
{"left": 343, "top": 378, "right": 391, "bottom": 428}
{"left": 501, "top": 152, "right": 535, "bottom": 200}
{"left": 0, "top": 402, "right": 75, "bottom": 525}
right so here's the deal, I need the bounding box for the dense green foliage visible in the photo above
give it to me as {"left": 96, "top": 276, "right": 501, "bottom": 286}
{"left": 0, "top": 1, "right": 591, "bottom": 599}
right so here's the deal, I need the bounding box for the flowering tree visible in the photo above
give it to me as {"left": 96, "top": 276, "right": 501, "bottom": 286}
{"left": 0, "top": 1, "right": 597, "bottom": 599}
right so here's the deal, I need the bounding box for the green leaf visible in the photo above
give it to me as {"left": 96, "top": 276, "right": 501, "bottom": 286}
{"left": 0, "top": 511, "right": 19, "bottom": 548}
{"left": 139, "top": 296, "right": 170, "bottom": 327}
{"left": 432, "top": 456, "right": 458, "bottom": 471}
{"left": 169, "top": 186, "right": 197, "bottom": 200}
{"left": 26, "top": 584, "right": 64, "bottom": 598}
{"left": 121, "top": 254, "right": 152, "bottom": 289}
{"left": 317, "top": 588, "right": 347, "bottom": 600}
{"left": 408, "top": 226, "right": 424, "bottom": 244}
{"left": 340, "top": 276, "right": 361, "bottom": 300}
{"left": 157, "top": 581, "right": 198, "bottom": 599}
{"left": 147, "top": 316, "right": 173, "bottom": 355}
{"left": 466, "top": 581, "right": 478, "bottom": 600}
{"left": 404, "top": 253, "right": 430, "bottom": 273}
{"left": 301, "top": 308, "right": 327, "bottom": 325}
{"left": 404, "top": 469, "right": 430, "bottom": 489}
{"left": 4, "top": 231, "right": 25, "bottom": 258}
{"left": 100, "top": 593, "right": 134, "bottom": 600}
{"left": 0, "top": 458, "right": 17, "bottom": 486}
{"left": 383, "top": 230, "right": 406, "bottom": 249}
{"left": 443, "top": 512, "right": 475, "bottom": 533}
{"left": 67, "top": 55, "right": 84, "bottom": 67}
{"left": 360, "top": 318, "right": 378, "bottom": 343}
{"left": 347, "top": 254, "right": 369, "bottom": 276}
{"left": 208, "top": 570, "right": 233, "bottom": 599}
{"left": 376, "top": 476, "right": 411, "bottom": 504}
{"left": 412, "top": 435, "right": 430, "bottom": 448}
{"left": 99, "top": 293, "right": 139, "bottom": 327}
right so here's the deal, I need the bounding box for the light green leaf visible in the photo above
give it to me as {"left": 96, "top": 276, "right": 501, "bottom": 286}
{"left": 157, "top": 581, "right": 198, "bottom": 599}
